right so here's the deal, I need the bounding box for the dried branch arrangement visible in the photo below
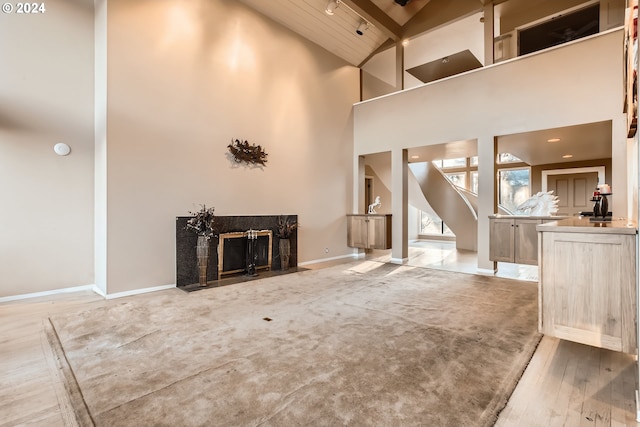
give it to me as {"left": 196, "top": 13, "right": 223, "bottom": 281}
{"left": 227, "top": 139, "right": 268, "bottom": 166}
{"left": 275, "top": 216, "right": 299, "bottom": 239}
{"left": 185, "top": 205, "right": 217, "bottom": 239}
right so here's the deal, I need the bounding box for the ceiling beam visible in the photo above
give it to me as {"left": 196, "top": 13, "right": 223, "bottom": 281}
{"left": 402, "top": 0, "right": 484, "bottom": 38}
{"left": 343, "top": 0, "right": 403, "bottom": 41}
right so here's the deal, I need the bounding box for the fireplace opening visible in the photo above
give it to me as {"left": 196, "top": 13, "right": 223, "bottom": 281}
{"left": 218, "top": 230, "right": 272, "bottom": 278}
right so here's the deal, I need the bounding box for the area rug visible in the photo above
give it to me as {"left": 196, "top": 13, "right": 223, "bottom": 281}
{"left": 46, "top": 261, "right": 541, "bottom": 427}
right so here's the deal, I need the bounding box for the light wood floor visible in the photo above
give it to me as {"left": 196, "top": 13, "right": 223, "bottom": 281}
{"left": 2, "top": 261, "right": 639, "bottom": 426}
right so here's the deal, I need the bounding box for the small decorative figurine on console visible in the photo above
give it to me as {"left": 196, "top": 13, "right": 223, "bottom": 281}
{"left": 516, "top": 191, "right": 559, "bottom": 216}
{"left": 368, "top": 196, "right": 382, "bottom": 214}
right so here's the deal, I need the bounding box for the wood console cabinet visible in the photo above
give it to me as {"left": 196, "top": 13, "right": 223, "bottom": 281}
{"left": 537, "top": 218, "right": 637, "bottom": 354}
{"left": 347, "top": 214, "right": 391, "bottom": 249}
{"left": 489, "top": 216, "right": 564, "bottom": 265}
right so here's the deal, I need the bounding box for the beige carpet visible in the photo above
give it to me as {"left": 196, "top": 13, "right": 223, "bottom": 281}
{"left": 46, "top": 261, "right": 541, "bottom": 427}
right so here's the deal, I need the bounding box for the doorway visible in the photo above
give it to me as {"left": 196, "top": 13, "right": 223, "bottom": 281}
{"left": 364, "top": 176, "right": 373, "bottom": 214}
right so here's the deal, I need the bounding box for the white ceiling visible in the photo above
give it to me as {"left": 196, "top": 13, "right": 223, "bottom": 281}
{"left": 238, "top": 0, "right": 392, "bottom": 66}
{"left": 497, "top": 121, "right": 612, "bottom": 166}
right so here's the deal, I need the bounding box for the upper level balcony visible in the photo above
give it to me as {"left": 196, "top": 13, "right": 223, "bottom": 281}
{"left": 361, "top": 0, "right": 625, "bottom": 101}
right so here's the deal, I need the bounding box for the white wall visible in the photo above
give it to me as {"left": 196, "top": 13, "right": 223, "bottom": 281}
{"left": 0, "top": 0, "right": 95, "bottom": 297}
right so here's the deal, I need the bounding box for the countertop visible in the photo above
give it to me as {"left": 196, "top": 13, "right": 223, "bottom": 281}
{"left": 488, "top": 214, "right": 569, "bottom": 220}
{"left": 536, "top": 216, "right": 638, "bottom": 235}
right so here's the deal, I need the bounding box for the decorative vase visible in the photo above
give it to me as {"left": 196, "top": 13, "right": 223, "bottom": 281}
{"left": 593, "top": 198, "right": 601, "bottom": 217}
{"left": 279, "top": 238, "right": 290, "bottom": 270}
{"left": 600, "top": 194, "right": 609, "bottom": 219}
{"left": 196, "top": 235, "right": 210, "bottom": 286}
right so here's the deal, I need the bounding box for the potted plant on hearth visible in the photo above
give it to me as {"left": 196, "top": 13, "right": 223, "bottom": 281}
{"left": 275, "top": 216, "right": 298, "bottom": 271}
{"left": 185, "top": 205, "right": 217, "bottom": 286}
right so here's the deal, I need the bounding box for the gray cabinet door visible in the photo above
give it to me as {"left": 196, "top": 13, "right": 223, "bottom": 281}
{"left": 489, "top": 218, "right": 515, "bottom": 262}
{"left": 348, "top": 216, "right": 368, "bottom": 248}
{"left": 514, "top": 219, "right": 542, "bottom": 265}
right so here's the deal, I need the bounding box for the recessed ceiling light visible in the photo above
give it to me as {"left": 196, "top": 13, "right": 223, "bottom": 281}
{"left": 411, "top": 155, "right": 420, "bottom": 159}
{"left": 547, "top": 138, "right": 561, "bottom": 142}
{"left": 562, "top": 154, "right": 573, "bottom": 158}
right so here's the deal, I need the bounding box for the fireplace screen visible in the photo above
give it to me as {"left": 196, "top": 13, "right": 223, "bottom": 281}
{"left": 218, "top": 231, "right": 273, "bottom": 278}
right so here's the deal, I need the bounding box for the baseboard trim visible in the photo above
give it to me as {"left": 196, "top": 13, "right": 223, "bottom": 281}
{"left": 0, "top": 283, "right": 178, "bottom": 303}
{"left": 299, "top": 253, "right": 358, "bottom": 266}
{"left": 476, "top": 268, "right": 497, "bottom": 275}
{"left": 0, "top": 284, "right": 97, "bottom": 303}
{"left": 390, "top": 257, "right": 409, "bottom": 265}
{"left": 105, "top": 284, "right": 176, "bottom": 300}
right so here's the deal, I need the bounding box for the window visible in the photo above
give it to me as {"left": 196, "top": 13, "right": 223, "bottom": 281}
{"left": 498, "top": 167, "right": 530, "bottom": 212}
{"left": 445, "top": 172, "right": 466, "bottom": 188}
{"left": 470, "top": 171, "right": 478, "bottom": 194}
{"left": 420, "top": 210, "right": 453, "bottom": 236}
{"left": 442, "top": 157, "right": 466, "bottom": 168}
{"left": 433, "top": 156, "right": 477, "bottom": 191}
{"left": 497, "top": 153, "right": 523, "bottom": 164}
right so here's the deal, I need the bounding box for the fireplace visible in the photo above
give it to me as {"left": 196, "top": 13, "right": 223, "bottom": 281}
{"left": 176, "top": 215, "right": 297, "bottom": 287}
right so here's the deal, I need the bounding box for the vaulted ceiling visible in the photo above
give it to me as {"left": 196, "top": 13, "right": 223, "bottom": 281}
{"left": 237, "top": 0, "right": 614, "bottom": 167}
{"left": 238, "top": 0, "right": 495, "bottom": 66}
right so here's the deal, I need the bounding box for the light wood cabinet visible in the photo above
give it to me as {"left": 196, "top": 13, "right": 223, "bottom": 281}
{"left": 347, "top": 214, "right": 391, "bottom": 249}
{"left": 489, "top": 216, "right": 561, "bottom": 265}
{"left": 538, "top": 218, "right": 637, "bottom": 354}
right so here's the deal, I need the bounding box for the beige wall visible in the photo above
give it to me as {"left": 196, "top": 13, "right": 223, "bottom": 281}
{"left": 354, "top": 30, "right": 626, "bottom": 269}
{"left": 0, "top": 0, "right": 95, "bottom": 297}
{"left": 101, "top": 0, "right": 359, "bottom": 294}
{"left": 362, "top": 71, "right": 396, "bottom": 101}
{"left": 1, "top": 0, "right": 359, "bottom": 298}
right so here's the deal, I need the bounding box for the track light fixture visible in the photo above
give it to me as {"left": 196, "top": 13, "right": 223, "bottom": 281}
{"left": 325, "top": 0, "right": 339, "bottom": 15}
{"left": 356, "top": 21, "right": 369, "bottom": 35}
{"left": 325, "top": 0, "right": 373, "bottom": 36}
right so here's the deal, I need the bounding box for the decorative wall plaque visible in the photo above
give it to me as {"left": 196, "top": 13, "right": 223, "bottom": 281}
{"left": 227, "top": 139, "right": 268, "bottom": 166}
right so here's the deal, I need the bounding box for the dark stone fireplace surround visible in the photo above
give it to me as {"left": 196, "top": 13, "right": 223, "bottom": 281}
{"left": 176, "top": 215, "right": 298, "bottom": 287}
